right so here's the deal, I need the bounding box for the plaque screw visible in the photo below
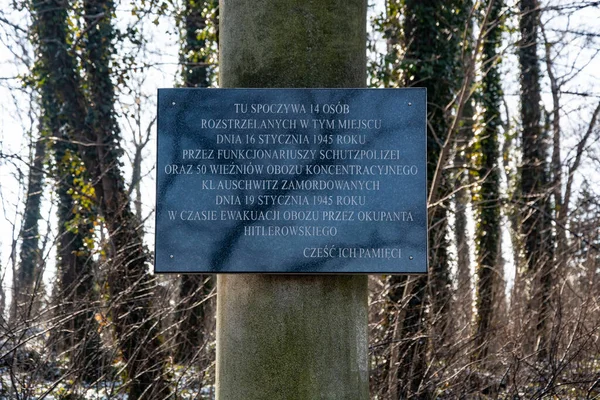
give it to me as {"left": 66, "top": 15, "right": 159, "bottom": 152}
{"left": 409, "top": 256, "right": 414, "bottom": 260}
{"left": 170, "top": 255, "right": 174, "bottom": 259}
{"left": 408, "top": 102, "right": 412, "bottom": 106}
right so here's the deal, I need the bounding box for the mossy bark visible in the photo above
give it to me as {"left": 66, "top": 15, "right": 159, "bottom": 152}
{"left": 217, "top": 1, "right": 368, "bottom": 399}
{"left": 473, "top": 0, "right": 504, "bottom": 363}
{"left": 174, "top": 0, "right": 215, "bottom": 367}
{"left": 518, "top": 0, "right": 554, "bottom": 360}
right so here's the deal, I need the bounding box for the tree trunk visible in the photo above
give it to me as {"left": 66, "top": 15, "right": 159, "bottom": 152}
{"left": 173, "top": 0, "right": 216, "bottom": 368}
{"left": 393, "top": 0, "right": 471, "bottom": 395}
{"left": 454, "top": 102, "right": 473, "bottom": 332}
{"left": 30, "top": 0, "right": 171, "bottom": 395}
{"left": 82, "top": 0, "right": 171, "bottom": 396}
{"left": 454, "top": 2, "right": 475, "bottom": 334}
{"left": 29, "top": 0, "right": 99, "bottom": 379}
{"left": 472, "top": 0, "right": 504, "bottom": 363}
{"left": 11, "top": 133, "right": 45, "bottom": 322}
{"left": 518, "top": 0, "right": 554, "bottom": 360}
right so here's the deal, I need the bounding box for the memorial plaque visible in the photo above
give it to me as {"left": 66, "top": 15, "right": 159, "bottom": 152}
{"left": 155, "top": 88, "right": 427, "bottom": 273}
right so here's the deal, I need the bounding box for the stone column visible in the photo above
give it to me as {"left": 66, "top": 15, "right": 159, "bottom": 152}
{"left": 216, "top": 1, "right": 369, "bottom": 399}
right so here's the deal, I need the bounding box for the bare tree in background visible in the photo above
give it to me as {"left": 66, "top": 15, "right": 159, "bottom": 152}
{"left": 82, "top": 0, "right": 171, "bottom": 396}
{"left": 10, "top": 131, "right": 45, "bottom": 324}
{"left": 472, "top": 0, "right": 504, "bottom": 364}
{"left": 172, "top": 0, "right": 218, "bottom": 374}
{"left": 28, "top": 0, "right": 171, "bottom": 395}
{"left": 517, "top": 0, "right": 555, "bottom": 360}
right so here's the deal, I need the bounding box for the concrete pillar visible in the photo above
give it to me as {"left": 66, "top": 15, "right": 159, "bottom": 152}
{"left": 216, "top": 1, "right": 369, "bottom": 399}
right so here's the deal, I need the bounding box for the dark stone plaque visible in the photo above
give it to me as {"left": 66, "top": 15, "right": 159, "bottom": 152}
{"left": 155, "top": 88, "right": 427, "bottom": 273}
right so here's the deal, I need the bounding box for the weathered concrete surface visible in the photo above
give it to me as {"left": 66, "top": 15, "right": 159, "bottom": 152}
{"left": 219, "top": 0, "right": 367, "bottom": 89}
{"left": 217, "top": 0, "right": 368, "bottom": 399}
{"left": 216, "top": 275, "right": 368, "bottom": 399}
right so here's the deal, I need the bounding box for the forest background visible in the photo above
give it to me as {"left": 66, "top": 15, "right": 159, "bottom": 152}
{"left": 1, "top": 0, "right": 600, "bottom": 398}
